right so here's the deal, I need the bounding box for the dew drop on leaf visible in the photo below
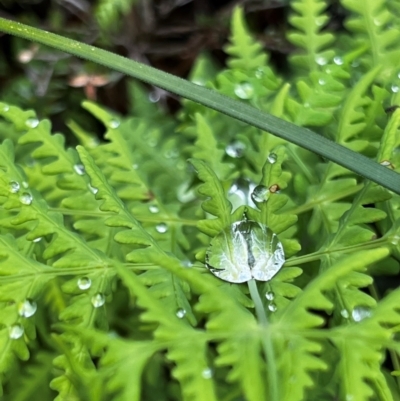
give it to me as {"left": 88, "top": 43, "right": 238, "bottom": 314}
{"left": 318, "top": 78, "right": 326, "bottom": 85}
{"left": 201, "top": 368, "right": 213, "bottom": 379}
{"left": 268, "top": 303, "right": 277, "bottom": 312}
{"left": 25, "top": 117, "right": 39, "bottom": 128}
{"left": 340, "top": 309, "right": 349, "bottom": 319}
{"left": 255, "top": 67, "right": 264, "bottom": 79}
{"left": 18, "top": 299, "right": 37, "bottom": 318}
{"left": 156, "top": 223, "right": 168, "bottom": 233}
{"left": 149, "top": 205, "right": 159, "bottom": 214}
{"left": 268, "top": 153, "right": 277, "bottom": 164}
{"left": 225, "top": 140, "right": 246, "bottom": 158}
{"left": 78, "top": 277, "right": 92, "bottom": 290}
{"left": 234, "top": 82, "right": 254, "bottom": 99}
{"left": 251, "top": 185, "right": 270, "bottom": 204}
{"left": 176, "top": 308, "right": 186, "bottom": 318}
{"left": 33, "top": 237, "right": 42, "bottom": 243}
{"left": 351, "top": 306, "right": 371, "bottom": 322}
{"left": 9, "top": 324, "right": 24, "bottom": 339}
{"left": 2, "top": 104, "right": 10, "bottom": 112}
{"left": 22, "top": 181, "right": 29, "bottom": 189}
{"left": 206, "top": 220, "right": 285, "bottom": 283}
{"left": 228, "top": 178, "right": 256, "bottom": 211}
{"left": 88, "top": 184, "right": 99, "bottom": 194}
{"left": 91, "top": 293, "right": 105, "bottom": 308}
{"left": 109, "top": 119, "right": 120, "bottom": 129}
{"left": 74, "top": 164, "right": 85, "bottom": 175}
{"left": 265, "top": 291, "right": 274, "bottom": 301}
{"left": 19, "top": 192, "right": 33, "bottom": 205}
{"left": 9, "top": 181, "right": 20, "bottom": 193}
{"left": 315, "top": 55, "right": 327, "bottom": 66}
{"left": 391, "top": 84, "right": 400, "bottom": 93}
{"left": 333, "top": 56, "right": 343, "bottom": 65}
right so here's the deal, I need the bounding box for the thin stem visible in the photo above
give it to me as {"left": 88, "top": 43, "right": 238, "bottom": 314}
{"left": 248, "top": 279, "right": 279, "bottom": 401}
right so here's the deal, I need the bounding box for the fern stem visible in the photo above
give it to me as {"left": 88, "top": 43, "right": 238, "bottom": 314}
{"left": 285, "top": 238, "right": 389, "bottom": 266}
{"left": 248, "top": 279, "right": 280, "bottom": 401}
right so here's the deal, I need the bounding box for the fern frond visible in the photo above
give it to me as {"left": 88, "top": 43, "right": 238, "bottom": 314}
{"left": 288, "top": 0, "right": 335, "bottom": 71}
{"left": 189, "top": 159, "right": 234, "bottom": 238}
{"left": 342, "top": 0, "right": 400, "bottom": 75}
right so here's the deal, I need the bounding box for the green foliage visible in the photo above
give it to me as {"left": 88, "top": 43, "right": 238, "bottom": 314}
{"left": 1, "top": 2, "right": 400, "bottom": 401}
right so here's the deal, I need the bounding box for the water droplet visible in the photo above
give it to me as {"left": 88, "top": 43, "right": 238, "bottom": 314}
{"left": 333, "top": 56, "right": 343, "bottom": 65}
{"left": 109, "top": 119, "right": 120, "bottom": 129}
{"left": 22, "top": 181, "right": 29, "bottom": 189}
{"left": 9, "top": 324, "right": 24, "bottom": 339}
{"left": 255, "top": 68, "right": 264, "bottom": 79}
{"left": 225, "top": 141, "right": 246, "bottom": 158}
{"left": 132, "top": 163, "right": 139, "bottom": 170}
{"left": 77, "top": 277, "right": 92, "bottom": 290}
{"left": 156, "top": 223, "right": 168, "bottom": 233}
{"left": 19, "top": 192, "right": 33, "bottom": 205}
{"left": 397, "top": 71, "right": 400, "bottom": 79}
{"left": 380, "top": 160, "right": 393, "bottom": 168}
{"left": 18, "top": 299, "right": 37, "bottom": 318}
{"left": 33, "top": 237, "right": 42, "bottom": 243}
{"left": 351, "top": 60, "right": 360, "bottom": 68}
{"left": 149, "top": 91, "right": 161, "bottom": 103}
{"left": 74, "top": 164, "right": 85, "bottom": 175}
{"left": 251, "top": 185, "right": 270, "bottom": 204}
{"left": 340, "top": 309, "right": 349, "bottom": 319}
{"left": 234, "top": 82, "right": 254, "bottom": 99}
{"left": 2, "top": 104, "right": 9, "bottom": 112}
{"left": 149, "top": 205, "right": 159, "bottom": 213}
{"left": 390, "top": 235, "right": 400, "bottom": 246}
{"left": 318, "top": 78, "right": 326, "bottom": 85}
{"left": 391, "top": 84, "right": 400, "bottom": 93}
{"left": 206, "top": 220, "right": 285, "bottom": 283}
{"left": 91, "top": 293, "right": 105, "bottom": 308}
{"left": 192, "top": 79, "right": 205, "bottom": 86}
{"left": 88, "top": 184, "right": 98, "bottom": 194}
{"left": 268, "top": 303, "right": 277, "bottom": 312}
{"left": 268, "top": 153, "right": 277, "bottom": 164}
{"left": 202, "top": 368, "right": 213, "bottom": 379}
{"left": 228, "top": 178, "right": 256, "bottom": 211}
{"left": 265, "top": 291, "right": 274, "bottom": 301}
{"left": 9, "top": 181, "right": 20, "bottom": 193}
{"left": 25, "top": 117, "right": 39, "bottom": 128}
{"left": 373, "top": 18, "right": 382, "bottom": 26}
{"left": 176, "top": 308, "right": 186, "bottom": 318}
{"left": 352, "top": 306, "right": 371, "bottom": 322}
{"left": 315, "top": 55, "right": 327, "bottom": 66}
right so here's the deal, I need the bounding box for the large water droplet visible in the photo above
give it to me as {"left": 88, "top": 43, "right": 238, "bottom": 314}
{"left": 268, "top": 153, "right": 277, "bottom": 164}
{"left": 202, "top": 368, "right": 213, "bottom": 379}
{"left": 352, "top": 306, "right": 371, "bottom": 322}
{"left": 228, "top": 178, "right": 256, "bottom": 211}
{"left": 9, "top": 181, "right": 20, "bottom": 193}
{"left": 20, "top": 192, "right": 33, "bottom": 205}
{"left": 268, "top": 303, "right": 277, "bottom": 312}
{"left": 340, "top": 309, "right": 349, "bottom": 319}
{"left": 26, "top": 117, "right": 39, "bottom": 128}
{"left": 225, "top": 141, "right": 246, "bottom": 158}
{"left": 176, "top": 308, "right": 186, "bottom": 318}
{"left": 234, "top": 82, "right": 254, "bottom": 99}
{"left": 91, "top": 293, "right": 105, "bottom": 308}
{"left": 77, "top": 277, "right": 92, "bottom": 290}
{"left": 74, "top": 164, "right": 85, "bottom": 175}
{"left": 333, "top": 56, "right": 343, "bottom": 65}
{"left": 265, "top": 291, "right": 274, "bottom": 301}
{"left": 251, "top": 185, "right": 270, "bottom": 204}
{"left": 9, "top": 324, "right": 24, "bottom": 339}
{"left": 206, "top": 220, "right": 285, "bottom": 283}
{"left": 18, "top": 299, "right": 37, "bottom": 318}
{"left": 156, "top": 223, "right": 168, "bottom": 233}
{"left": 149, "top": 91, "right": 161, "bottom": 103}
{"left": 149, "top": 205, "right": 159, "bottom": 213}
{"left": 109, "top": 119, "right": 120, "bottom": 129}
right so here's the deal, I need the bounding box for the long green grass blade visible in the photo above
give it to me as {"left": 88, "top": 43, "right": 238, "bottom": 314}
{"left": 0, "top": 18, "right": 399, "bottom": 194}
